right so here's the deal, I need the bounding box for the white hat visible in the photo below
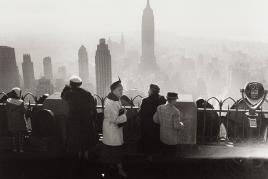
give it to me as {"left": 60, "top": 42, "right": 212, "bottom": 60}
{"left": 69, "top": 75, "right": 82, "bottom": 87}
{"left": 11, "top": 87, "right": 21, "bottom": 98}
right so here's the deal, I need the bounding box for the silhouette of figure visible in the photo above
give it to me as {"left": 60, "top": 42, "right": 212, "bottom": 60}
{"left": 6, "top": 87, "right": 26, "bottom": 152}
{"left": 138, "top": 84, "right": 166, "bottom": 160}
{"left": 61, "top": 76, "right": 97, "bottom": 159}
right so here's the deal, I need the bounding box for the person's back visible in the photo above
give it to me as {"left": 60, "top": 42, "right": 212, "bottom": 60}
{"left": 62, "top": 87, "right": 94, "bottom": 122}
{"left": 139, "top": 94, "right": 166, "bottom": 124}
{"left": 6, "top": 98, "right": 25, "bottom": 133}
{"left": 154, "top": 104, "right": 181, "bottom": 145}
{"left": 154, "top": 92, "right": 184, "bottom": 158}
{"left": 61, "top": 76, "right": 97, "bottom": 159}
{"left": 138, "top": 84, "right": 166, "bottom": 158}
{"left": 5, "top": 87, "right": 26, "bottom": 152}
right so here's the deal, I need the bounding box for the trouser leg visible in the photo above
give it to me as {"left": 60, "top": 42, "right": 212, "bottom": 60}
{"left": 18, "top": 132, "right": 24, "bottom": 152}
{"left": 12, "top": 133, "right": 18, "bottom": 152}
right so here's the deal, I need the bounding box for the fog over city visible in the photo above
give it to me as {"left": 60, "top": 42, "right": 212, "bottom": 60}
{"left": 3, "top": 1, "right": 268, "bottom": 178}
{"left": 1, "top": 0, "right": 268, "bottom": 100}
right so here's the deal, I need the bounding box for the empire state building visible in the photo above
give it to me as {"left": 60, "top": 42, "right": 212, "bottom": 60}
{"left": 140, "top": 0, "right": 158, "bottom": 71}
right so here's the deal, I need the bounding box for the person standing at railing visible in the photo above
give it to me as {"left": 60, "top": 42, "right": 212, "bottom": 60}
{"left": 102, "top": 78, "right": 128, "bottom": 178}
{"left": 61, "top": 76, "right": 97, "bottom": 160}
{"left": 153, "top": 92, "right": 184, "bottom": 158}
{"left": 138, "top": 84, "right": 166, "bottom": 161}
{"left": 5, "top": 87, "right": 26, "bottom": 152}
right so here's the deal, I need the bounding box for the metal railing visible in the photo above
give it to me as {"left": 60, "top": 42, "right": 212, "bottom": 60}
{"left": 196, "top": 96, "right": 268, "bottom": 144}
{"left": 2, "top": 92, "right": 268, "bottom": 144}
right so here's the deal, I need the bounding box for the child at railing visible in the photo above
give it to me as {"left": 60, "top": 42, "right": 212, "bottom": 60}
{"left": 5, "top": 87, "right": 26, "bottom": 152}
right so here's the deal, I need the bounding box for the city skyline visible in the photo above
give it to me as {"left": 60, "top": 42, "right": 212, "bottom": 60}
{"left": 1, "top": 0, "right": 268, "bottom": 100}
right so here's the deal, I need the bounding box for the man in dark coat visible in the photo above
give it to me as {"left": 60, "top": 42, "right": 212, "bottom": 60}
{"left": 139, "top": 84, "right": 166, "bottom": 159}
{"left": 61, "top": 75, "right": 97, "bottom": 159}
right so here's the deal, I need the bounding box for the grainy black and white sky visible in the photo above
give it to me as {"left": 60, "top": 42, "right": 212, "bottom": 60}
{"left": 0, "top": 0, "right": 268, "bottom": 42}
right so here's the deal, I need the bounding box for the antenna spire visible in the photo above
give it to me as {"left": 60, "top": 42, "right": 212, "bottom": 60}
{"left": 146, "top": 0, "right": 150, "bottom": 8}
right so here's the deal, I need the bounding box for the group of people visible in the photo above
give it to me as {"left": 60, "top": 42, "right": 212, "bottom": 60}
{"left": 1, "top": 75, "right": 184, "bottom": 178}
{"left": 61, "top": 75, "right": 184, "bottom": 178}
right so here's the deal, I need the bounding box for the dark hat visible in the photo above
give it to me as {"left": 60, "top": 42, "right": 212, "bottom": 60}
{"left": 110, "top": 77, "right": 122, "bottom": 91}
{"left": 150, "top": 84, "right": 160, "bottom": 94}
{"left": 167, "top": 92, "right": 178, "bottom": 100}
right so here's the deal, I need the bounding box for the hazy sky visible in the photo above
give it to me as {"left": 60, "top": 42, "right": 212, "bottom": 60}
{"left": 1, "top": 0, "right": 268, "bottom": 42}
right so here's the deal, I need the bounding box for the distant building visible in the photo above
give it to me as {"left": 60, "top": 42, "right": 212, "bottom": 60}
{"left": 78, "top": 45, "right": 90, "bottom": 84}
{"left": 55, "top": 78, "right": 65, "bottom": 92}
{"left": 140, "top": 0, "right": 158, "bottom": 71}
{"left": 107, "top": 34, "right": 125, "bottom": 57}
{"left": 55, "top": 66, "right": 67, "bottom": 92}
{"left": 22, "top": 54, "right": 35, "bottom": 90}
{"left": 43, "top": 56, "right": 53, "bottom": 81}
{"left": 57, "top": 65, "right": 67, "bottom": 80}
{"left": 35, "top": 77, "right": 54, "bottom": 97}
{"left": 95, "top": 38, "right": 112, "bottom": 98}
{"left": 0, "top": 46, "right": 20, "bottom": 92}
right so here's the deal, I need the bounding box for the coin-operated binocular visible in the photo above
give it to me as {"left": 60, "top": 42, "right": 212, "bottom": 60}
{"left": 241, "top": 82, "right": 267, "bottom": 128}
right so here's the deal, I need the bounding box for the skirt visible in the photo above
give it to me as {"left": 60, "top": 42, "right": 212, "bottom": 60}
{"left": 101, "top": 144, "right": 124, "bottom": 164}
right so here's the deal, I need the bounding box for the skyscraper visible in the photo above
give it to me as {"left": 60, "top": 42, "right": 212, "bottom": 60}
{"left": 78, "top": 45, "right": 90, "bottom": 84}
{"left": 57, "top": 65, "right": 67, "bottom": 80}
{"left": 95, "top": 38, "right": 112, "bottom": 98}
{"left": 55, "top": 65, "right": 67, "bottom": 92}
{"left": 140, "top": 0, "right": 158, "bottom": 71}
{"left": 22, "top": 54, "right": 35, "bottom": 90}
{"left": 35, "top": 77, "right": 54, "bottom": 97}
{"left": 43, "top": 56, "right": 53, "bottom": 81}
{"left": 120, "top": 33, "right": 125, "bottom": 55}
{"left": 0, "top": 46, "right": 20, "bottom": 92}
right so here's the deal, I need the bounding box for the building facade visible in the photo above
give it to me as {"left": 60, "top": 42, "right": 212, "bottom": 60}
{"left": 22, "top": 54, "right": 35, "bottom": 90}
{"left": 43, "top": 56, "right": 53, "bottom": 81}
{"left": 55, "top": 65, "right": 67, "bottom": 92}
{"left": 0, "top": 46, "right": 20, "bottom": 92}
{"left": 78, "top": 45, "right": 90, "bottom": 84}
{"left": 35, "top": 77, "right": 54, "bottom": 97}
{"left": 140, "top": 0, "right": 158, "bottom": 71}
{"left": 95, "top": 38, "right": 112, "bottom": 98}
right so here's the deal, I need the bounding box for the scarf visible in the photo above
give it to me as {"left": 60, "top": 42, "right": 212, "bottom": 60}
{"left": 107, "top": 92, "right": 120, "bottom": 101}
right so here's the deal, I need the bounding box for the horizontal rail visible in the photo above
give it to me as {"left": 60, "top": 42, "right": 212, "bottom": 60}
{"left": 0, "top": 103, "right": 140, "bottom": 109}
{"left": 197, "top": 108, "right": 268, "bottom": 113}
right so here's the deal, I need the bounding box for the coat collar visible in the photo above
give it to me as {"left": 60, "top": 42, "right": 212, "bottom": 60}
{"left": 107, "top": 92, "right": 120, "bottom": 101}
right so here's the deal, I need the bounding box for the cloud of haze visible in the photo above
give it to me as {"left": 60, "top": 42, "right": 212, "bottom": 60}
{"left": 0, "top": 0, "right": 268, "bottom": 42}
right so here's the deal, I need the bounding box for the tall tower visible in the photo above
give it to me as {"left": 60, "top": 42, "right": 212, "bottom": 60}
{"left": 57, "top": 65, "right": 67, "bottom": 80}
{"left": 78, "top": 45, "right": 90, "bottom": 84}
{"left": 0, "top": 46, "right": 20, "bottom": 92}
{"left": 22, "top": 54, "right": 35, "bottom": 90}
{"left": 140, "top": 0, "right": 157, "bottom": 71}
{"left": 43, "top": 56, "right": 53, "bottom": 81}
{"left": 120, "top": 33, "right": 125, "bottom": 54}
{"left": 95, "top": 38, "right": 112, "bottom": 98}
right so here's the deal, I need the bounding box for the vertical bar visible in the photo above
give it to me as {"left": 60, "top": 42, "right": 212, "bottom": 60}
{"left": 203, "top": 104, "right": 207, "bottom": 143}
{"left": 210, "top": 108, "right": 214, "bottom": 142}
{"left": 227, "top": 105, "right": 229, "bottom": 139}
{"left": 234, "top": 103, "right": 239, "bottom": 141}
{"left": 242, "top": 105, "right": 246, "bottom": 140}
{"left": 218, "top": 101, "right": 222, "bottom": 142}
{"left": 259, "top": 107, "right": 262, "bottom": 139}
